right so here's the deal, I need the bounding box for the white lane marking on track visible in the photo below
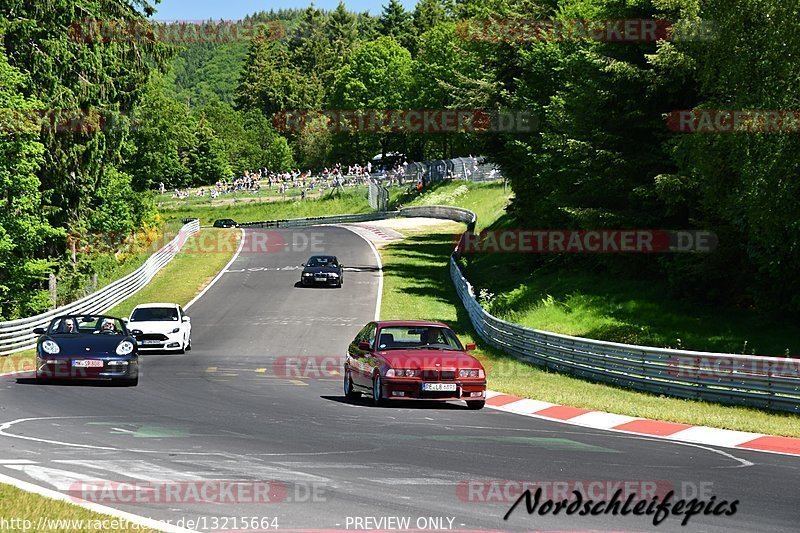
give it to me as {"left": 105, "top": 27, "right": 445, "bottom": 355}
{"left": 0, "top": 459, "right": 37, "bottom": 464}
{"left": 334, "top": 225, "right": 383, "bottom": 320}
{"left": 0, "top": 471, "right": 199, "bottom": 533}
{"left": 4, "top": 464, "right": 112, "bottom": 490}
{"left": 185, "top": 227, "right": 245, "bottom": 310}
{"left": 54, "top": 460, "right": 207, "bottom": 481}
{"left": 171, "top": 459, "right": 329, "bottom": 482}
{"left": 625, "top": 437, "right": 755, "bottom": 468}
{"left": 366, "top": 477, "right": 454, "bottom": 485}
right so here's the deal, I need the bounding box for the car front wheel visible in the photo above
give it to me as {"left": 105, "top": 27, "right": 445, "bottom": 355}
{"left": 344, "top": 369, "right": 360, "bottom": 400}
{"left": 372, "top": 373, "right": 386, "bottom": 407}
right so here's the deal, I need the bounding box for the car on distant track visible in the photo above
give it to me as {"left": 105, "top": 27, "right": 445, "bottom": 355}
{"left": 128, "top": 303, "right": 192, "bottom": 353}
{"left": 33, "top": 315, "right": 139, "bottom": 386}
{"left": 344, "top": 320, "right": 486, "bottom": 409}
{"left": 300, "top": 255, "right": 344, "bottom": 288}
{"left": 213, "top": 218, "right": 238, "bottom": 228}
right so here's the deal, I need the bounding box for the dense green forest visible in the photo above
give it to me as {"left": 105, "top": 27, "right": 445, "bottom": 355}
{"left": 1, "top": 0, "right": 798, "bottom": 323}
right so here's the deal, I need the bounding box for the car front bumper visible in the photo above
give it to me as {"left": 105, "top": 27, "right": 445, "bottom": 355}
{"left": 301, "top": 276, "right": 341, "bottom": 286}
{"left": 36, "top": 357, "right": 139, "bottom": 380}
{"left": 381, "top": 378, "right": 487, "bottom": 401}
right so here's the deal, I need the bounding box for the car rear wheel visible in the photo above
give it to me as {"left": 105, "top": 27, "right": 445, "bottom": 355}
{"left": 372, "top": 374, "right": 386, "bottom": 407}
{"left": 466, "top": 400, "right": 485, "bottom": 410}
{"left": 343, "top": 369, "right": 360, "bottom": 400}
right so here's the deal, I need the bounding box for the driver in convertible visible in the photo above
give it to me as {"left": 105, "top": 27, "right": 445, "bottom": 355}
{"left": 96, "top": 319, "right": 117, "bottom": 334}
{"left": 58, "top": 318, "right": 77, "bottom": 334}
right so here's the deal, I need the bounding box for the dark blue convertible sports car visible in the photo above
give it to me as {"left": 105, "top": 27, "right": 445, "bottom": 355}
{"left": 33, "top": 314, "right": 139, "bottom": 386}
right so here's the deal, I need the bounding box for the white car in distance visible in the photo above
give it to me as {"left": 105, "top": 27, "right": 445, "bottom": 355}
{"left": 128, "top": 303, "right": 192, "bottom": 353}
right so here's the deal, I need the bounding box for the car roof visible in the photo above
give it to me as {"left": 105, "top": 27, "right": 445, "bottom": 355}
{"left": 132, "top": 303, "right": 180, "bottom": 309}
{"left": 376, "top": 320, "right": 450, "bottom": 328}
{"left": 308, "top": 255, "right": 337, "bottom": 260}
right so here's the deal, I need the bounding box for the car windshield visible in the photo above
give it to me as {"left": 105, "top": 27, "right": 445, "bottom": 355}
{"left": 130, "top": 307, "right": 179, "bottom": 322}
{"left": 376, "top": 326, "right": 464, "bottom": 351}
{"left": 307, "top": 256, "right": 337, "bottom": 267}
{"left": 48, "top": 316, "right": 126, "bottom": 335}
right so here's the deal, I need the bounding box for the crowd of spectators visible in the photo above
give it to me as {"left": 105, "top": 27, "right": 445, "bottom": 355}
{"left": 159, "top": 156, "right": 427, "bottom": 203}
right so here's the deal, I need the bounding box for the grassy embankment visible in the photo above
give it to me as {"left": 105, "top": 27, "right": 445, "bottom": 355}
{"left": 379, "top": 181, "right": 800, "bottom": 437}
{"left": 160, "top": 186, "right": 371, "bottom": 226}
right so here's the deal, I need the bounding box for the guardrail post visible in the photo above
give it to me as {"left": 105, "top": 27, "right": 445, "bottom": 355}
{"left": 48, "top": 274, "right": 57, "bottom": 310}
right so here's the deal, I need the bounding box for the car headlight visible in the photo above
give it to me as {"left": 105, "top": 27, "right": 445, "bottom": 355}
{"left": 459, "top": 369, "right": 484, "bottom": 378}
{"left": 116, "top": 341, "right": 135, "bottom": 356}
{"left": 329, "top": 273, "right": 339, "bottom": 277}
{"left": 41, "top": 340, "right": 60, "bottom": 354}
{"left": 386, "top": 369, "right": 418, "bottom": 377}
{"left": 302, "top": 272, "right": 313, "bottom": 276}
{"left": 171, "top": 328, "right": 180, "bottom": 334}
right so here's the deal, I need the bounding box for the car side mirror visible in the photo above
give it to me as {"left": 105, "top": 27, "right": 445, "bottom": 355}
{"left": 122, "top": 318, "right": 128, "bottom": 324}
{"left": 33, "top": 327, "right": 46, "bottom": 335}
{"left": 465, "top": 343, "right": 477, "bottom": 351}
{"left": 301, "top": 263, "right": 305, "bottom": 267}
{"left": 358, "top": 341, "right": 371, "bottom": 351}
{"left": 182, "top": 316, "right": 190, "bottom": 323}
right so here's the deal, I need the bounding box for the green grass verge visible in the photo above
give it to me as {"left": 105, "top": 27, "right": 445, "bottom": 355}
{"left": 105, "top": 228, "right": 241, "bottom": 318}
{"left": 160, "top": 187, "right": 371, "bottom": 226}
{"left": 380, "top": 181, "right": 800, "bottom": 437}
{"left": 0, "top": 483, "right": 157, "bottom": 532}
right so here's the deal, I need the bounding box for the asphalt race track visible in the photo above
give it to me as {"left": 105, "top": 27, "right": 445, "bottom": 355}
{"left": 1, "top": 226, "right": 798, "bottom": 532}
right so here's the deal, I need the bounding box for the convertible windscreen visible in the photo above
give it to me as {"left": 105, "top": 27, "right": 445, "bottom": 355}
{"left": 130, "top": 308, "right": 179, "bottom": 322}
{"left": 376, "top": 326, "right": 464, "bottom": 351}
{"left": 48, "top": 316, "right": 126, "bottom": 335}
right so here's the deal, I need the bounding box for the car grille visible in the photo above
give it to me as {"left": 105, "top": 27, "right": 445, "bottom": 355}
{"left": 421, "top": 370, "right": 439, "bottom": 381}
{"left": 137, "top": 333, "right": 168, "bottom": 341}
{"left": 440, "top": 370, "right": 456, "bottom": 380}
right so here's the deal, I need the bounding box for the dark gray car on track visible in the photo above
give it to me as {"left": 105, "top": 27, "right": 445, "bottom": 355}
{"left": 299, "top": 255, "right": 343, "bottom": 287}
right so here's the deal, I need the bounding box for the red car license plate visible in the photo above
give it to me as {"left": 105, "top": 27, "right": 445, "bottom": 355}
{"left": 422, "top": 382, "right": 457, "bottom": 392}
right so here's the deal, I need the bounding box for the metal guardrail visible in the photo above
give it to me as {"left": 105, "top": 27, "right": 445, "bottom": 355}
{"left": 240, "top": 211, "right": 399, "bottom": 229}
{"left": 374, "top": 156, "right": 504, "bottom": 186}
{"left": 406, "top": 205, "right": 800, "bottom": 413}
{"left": 368, "top": 179, "right": 390, "bottom": 211}
{"left": 0, "top": 219, "right": 201, "bottom": 356}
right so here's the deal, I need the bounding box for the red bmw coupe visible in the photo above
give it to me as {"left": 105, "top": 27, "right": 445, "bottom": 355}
{"left": 344, "top": 320, "right": 487, "bottom": 409}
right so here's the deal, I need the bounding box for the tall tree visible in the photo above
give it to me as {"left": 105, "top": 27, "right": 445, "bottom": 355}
{"left": 378, "top": 0, "right": 416, "bottom": 53}
{"left": 413, "top": 0, "right": 447, "bottom": 35}
{"left": 0, "top": 43, "right": 59, "bottom": 318}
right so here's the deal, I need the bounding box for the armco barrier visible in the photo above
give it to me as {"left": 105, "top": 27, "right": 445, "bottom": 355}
{"left": 414, "top": 206, "right": 800, "bottom": 413}
{"left": 0, "top": 219, "right": 200, "bottom": 356}
{"left": 240, "top": 211, "right": 399, "bottom": 229}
